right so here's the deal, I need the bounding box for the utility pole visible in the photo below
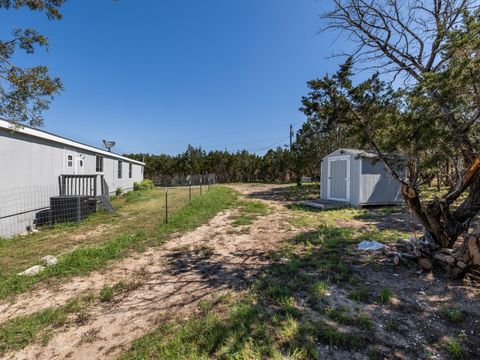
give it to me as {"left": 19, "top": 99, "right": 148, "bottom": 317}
{"left": 289, "top": 124, "right": 294, "bottom": 182}
{"left": 289, "top": 124, "right": 293, "bottom": 151}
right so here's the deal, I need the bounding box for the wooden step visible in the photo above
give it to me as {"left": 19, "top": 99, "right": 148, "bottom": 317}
{"left": 97, "top": 195, "right": 115, "bottom": 213}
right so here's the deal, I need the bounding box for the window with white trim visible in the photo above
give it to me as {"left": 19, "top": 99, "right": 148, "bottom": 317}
{"left": 118, "top": 160, "right": 123, "bottom": 179}
{"left": 96, "top": 156, "right": 104, "bottom": 172}
{"left": 67, "top": 155, "right": 73, "bottom": 168}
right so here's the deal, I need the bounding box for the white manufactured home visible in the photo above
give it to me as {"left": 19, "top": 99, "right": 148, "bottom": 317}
{"left": 0, "top": 119, "right": 145, "bottom": 237}
{"left": 320, "top": 149, "right": 403, "bottom": 207}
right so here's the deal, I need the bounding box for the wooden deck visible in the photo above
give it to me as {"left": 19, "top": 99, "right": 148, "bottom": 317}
{"left": 301, "top": 199, "right": 350, "bottom": 210}
{"left": 57, "top": 174, "right": 114, "bottom": 213}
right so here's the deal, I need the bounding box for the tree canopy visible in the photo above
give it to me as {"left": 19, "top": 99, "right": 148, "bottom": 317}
{"left": 0, "top": 0, "right": 65, "bottom": 126}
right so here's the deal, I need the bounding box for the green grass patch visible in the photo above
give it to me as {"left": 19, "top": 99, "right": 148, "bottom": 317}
{"left": 377, "top": 288, "right": 393, "bottom": 305}
{"left": 120, "top": 300, "right": 282, "bottom": 360}
{"left": 385, "top": 319, "right": 395, "bottom": 332}
{"left": 100, "top": 280, "right": 141, "bottom": 302}
{"left": 0, "top": 186, "right": 238, "bottom": 300}
{"left": 121, "top": 294, "right": 322, "bottom": 360}
{"left": 0, "top": 294, "right": 94, "bottom": 355}
{"left": 231, "top": 200, "right": 269, "bottom": 227}
{"left": 348, "top": 287, "right": 370, "bottom": 302}
{"left": 326, "top": 307, "right": 373, "bottom": 331}
{"left": 286, "top": 183, "right": 320, "bottom": 201}
{"left": 317, "top": 321, "right": 366, "bottom": 349}
{"left": 310, "top": 281, "right": 329, "bottom": 298}
{"left": 367, "top": 346, "right": 381, "bottom": 360}
{"left": 443, "top": 337, "right": 465, "bottom": 359}
{"left": 438, "top": 306, "right": 464, "bottom": 323}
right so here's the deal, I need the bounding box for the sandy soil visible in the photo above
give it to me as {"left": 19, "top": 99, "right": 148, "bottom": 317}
{"left": 1, "top": 184, "right": 298, "bottom": 360}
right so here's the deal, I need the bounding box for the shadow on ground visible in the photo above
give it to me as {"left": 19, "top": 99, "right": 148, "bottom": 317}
{"left": 122, "top": 216, "right": 480, "bottom": 360}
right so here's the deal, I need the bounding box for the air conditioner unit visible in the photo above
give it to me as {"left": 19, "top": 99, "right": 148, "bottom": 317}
{"left": 50, "top": 196, "right": 97, "bottom": 223}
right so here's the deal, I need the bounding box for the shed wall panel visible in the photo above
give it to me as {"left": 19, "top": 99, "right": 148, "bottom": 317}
{"left": 360, "top": 159, "right": 402, "bottom": 205}
{"left": 320, "top": 160, "right": 328, "bottom": 199}
{"left": 349, "top": 155, "right": 360, "bottom": 206}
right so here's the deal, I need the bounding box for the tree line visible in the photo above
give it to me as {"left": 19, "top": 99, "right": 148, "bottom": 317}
{"left": 126, "top": 145, "right": 294, "bottom": 184}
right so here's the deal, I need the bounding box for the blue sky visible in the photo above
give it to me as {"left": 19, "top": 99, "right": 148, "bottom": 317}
{"left": 1, "top": 0, "right": 349, "bottom": 155}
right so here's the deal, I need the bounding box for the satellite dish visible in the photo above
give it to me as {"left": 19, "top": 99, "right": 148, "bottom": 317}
{"left": 102, "top": 140, "right": 116, "bottom": 152}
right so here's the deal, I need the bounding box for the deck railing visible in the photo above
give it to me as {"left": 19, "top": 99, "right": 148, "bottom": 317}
{"left": 58, "top": 174, "right": 107, "bottom": 197}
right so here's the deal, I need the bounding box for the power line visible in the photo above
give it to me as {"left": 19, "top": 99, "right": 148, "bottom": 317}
{"left": 234, "top": 136, "right": 290, "bottom": 153}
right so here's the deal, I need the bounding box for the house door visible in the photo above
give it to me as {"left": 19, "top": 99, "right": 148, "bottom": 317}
{"left": 327, "top": 156, "right": 350, "bottom": 202}
{"left": 64, "top": 149, "right": 76, "bottom": 174}
{"left": 76, "top": 154, "right": 85, "bottom": 175}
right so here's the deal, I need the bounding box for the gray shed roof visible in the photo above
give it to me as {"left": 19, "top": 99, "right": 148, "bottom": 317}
{"left": 323, "top": 148, "right": 378, "bottom": 160}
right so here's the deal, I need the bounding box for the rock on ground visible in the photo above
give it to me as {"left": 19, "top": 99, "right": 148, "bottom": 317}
{"left": 17, "top": 265, "right": 45, "bottom": 276}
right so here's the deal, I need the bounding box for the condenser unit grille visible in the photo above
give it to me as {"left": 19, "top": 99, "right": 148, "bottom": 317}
{"left": 50, "top": 196, "right": 96, "bottom": 223}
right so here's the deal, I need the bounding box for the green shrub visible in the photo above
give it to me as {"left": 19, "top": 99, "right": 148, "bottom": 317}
{"left": 115, "top": 187, "right": 123, "bottom": 196}
{"left": 133, "top": 179, "right": 154, "bottom": 191}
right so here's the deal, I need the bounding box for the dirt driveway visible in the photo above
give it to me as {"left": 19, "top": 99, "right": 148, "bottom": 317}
{"left": 1, "top": 184, "right": 297, "bottom": 360}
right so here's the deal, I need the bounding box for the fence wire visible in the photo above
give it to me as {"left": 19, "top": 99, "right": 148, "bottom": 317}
{"left": 151, "top": 174, "right": 216, "bottom": 187}
{"left": 0, "top": 186, "right": 101, "bottom": 238}
{"left": 0, "top": 174, "right": 218, "bottom": 239}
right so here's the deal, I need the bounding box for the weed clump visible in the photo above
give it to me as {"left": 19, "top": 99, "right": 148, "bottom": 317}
{"left": 377, "top": 288, "right": 393, "bottom": 304}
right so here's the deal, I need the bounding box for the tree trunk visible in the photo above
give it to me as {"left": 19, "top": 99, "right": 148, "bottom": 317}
{"left": 463, "top": 233, "right": 480, "bottom": 267}
{"left": 402, "top": 185, "right": 479, "bottom": 249}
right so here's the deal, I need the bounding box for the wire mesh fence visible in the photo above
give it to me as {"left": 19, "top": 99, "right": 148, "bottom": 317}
{"left": 151, "top": 174, "right": 216, "bottom": 187}
{"left": 156, "top": 174, "right": 217, "bottom": 223}
{"left": 0, "top": 186, "right": 59, "bottom": 238}
{"left": 0, "top": 174, "right": 218, "bottom": 239}
{"left": 0, "top": 186, "right": 103, "bottom": 238}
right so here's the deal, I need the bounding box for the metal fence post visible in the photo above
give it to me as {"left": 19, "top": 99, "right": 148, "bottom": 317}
{"left": 200, "top": 178, "right": 203, "bottom": 195}
{"left": 165, "top": 187, "right": 168, "bottom": 223}
{"left": 189, "top": 182, "right": 192, "bottom": 203}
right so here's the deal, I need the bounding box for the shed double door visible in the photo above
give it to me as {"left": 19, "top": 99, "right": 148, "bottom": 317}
{"left": 327, "top": 156, "right": 350, "bottom": 202}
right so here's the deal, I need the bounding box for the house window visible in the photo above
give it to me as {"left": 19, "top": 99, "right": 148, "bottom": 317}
{"left": 118, "top": 161, "right": 123, "bottom": 179}
{"left": 67, "top": 155, "right": 73, "bottom": 168}
{"left": 129, "top": 163, "right": 132, "bottom": 178}
{"left": 96, "top": 156, "right": 104, "bottom": 172}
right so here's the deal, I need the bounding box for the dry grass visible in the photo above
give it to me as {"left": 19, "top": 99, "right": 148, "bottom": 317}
{"left": 0, "top": 186, "right": 202, "bottom": 276}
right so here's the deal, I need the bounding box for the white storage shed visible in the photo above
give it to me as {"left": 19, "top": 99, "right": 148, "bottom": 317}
{"left": 320, "top": 148, "right": 403, "bottom": 207}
